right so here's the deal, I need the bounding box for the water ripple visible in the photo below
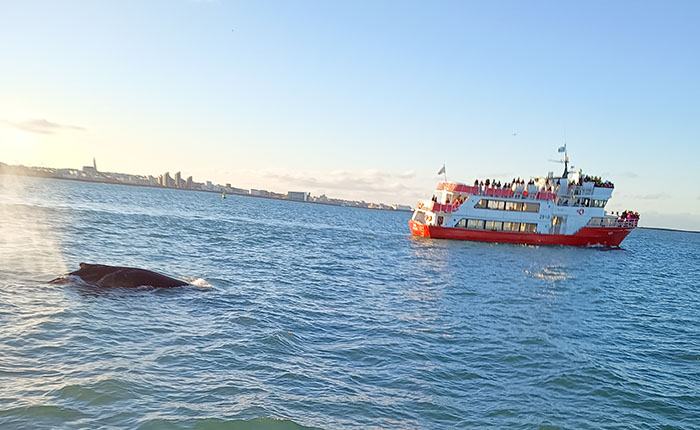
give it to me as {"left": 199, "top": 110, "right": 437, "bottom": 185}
{"left": 0, "top": 176, "right": 698, "bottom": 429}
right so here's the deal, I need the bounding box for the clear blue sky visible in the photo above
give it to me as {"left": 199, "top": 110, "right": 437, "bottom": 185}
{"left": 1, "top": 0, "right": 699, "bottom": 230}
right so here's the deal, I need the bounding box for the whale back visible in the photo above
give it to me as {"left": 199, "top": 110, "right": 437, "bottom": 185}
{"left": 52, "top": 263, "right": 187, "bottom": 288}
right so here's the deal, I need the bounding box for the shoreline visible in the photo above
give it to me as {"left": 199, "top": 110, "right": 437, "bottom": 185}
{"left": 0, "top": 171, "right": 413, "bottom": 213}
{"left": 637, "top": 226, "right": 700, "bottom": 234}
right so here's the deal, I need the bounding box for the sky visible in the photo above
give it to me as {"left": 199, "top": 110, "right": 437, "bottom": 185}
{"left": 1, "top": 0, "right": 699, "bottom": 230}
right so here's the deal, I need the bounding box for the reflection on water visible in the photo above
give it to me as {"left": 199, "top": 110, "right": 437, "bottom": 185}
{"left": 524, "top": 265, "right": 573, "bottom": 282}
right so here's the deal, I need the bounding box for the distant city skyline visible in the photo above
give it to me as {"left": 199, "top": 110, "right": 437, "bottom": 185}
{"left": 0, "top": 159, "right": 412, "bottom": 212}
{"left": 1, "top": 1, "right": 699, "bottom": 230}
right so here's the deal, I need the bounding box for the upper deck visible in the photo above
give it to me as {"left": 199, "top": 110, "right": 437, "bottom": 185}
{"left": 430, "top": 174, "right": 615, "bottom": 211}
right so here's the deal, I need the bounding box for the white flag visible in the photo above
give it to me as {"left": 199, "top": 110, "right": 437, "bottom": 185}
{"left": 437, "top": 165, "right": 446, "bottom": 175}
{"left": 558, "top": 146, "right": 566, "bottom": 153}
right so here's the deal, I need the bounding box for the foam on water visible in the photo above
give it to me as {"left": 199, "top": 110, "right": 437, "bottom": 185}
{"left": 186, "top": 277, "right": 212, "bottom": 288}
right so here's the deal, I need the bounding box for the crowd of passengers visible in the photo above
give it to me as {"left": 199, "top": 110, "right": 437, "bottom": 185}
{"left": 471, "top": 178, "right": 559, "bottom": 195}
{"left": 473, "top": 178, "right": 533, "bottom": 190}
{"left": 618, "top": 210, "right": 640, "bottom": 220}
{"left": 577, "top": 174, "right": 614, "bottom": 188}
{"left": 430, "top": 174, "right": 614, "bottom": 206}
{"left": 428, "top": 179, "right": 553, "bottom": 205}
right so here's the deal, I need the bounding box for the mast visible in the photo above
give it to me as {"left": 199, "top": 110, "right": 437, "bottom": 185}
{"left": 558, "top": 145, "right": 568, "bottom": 178}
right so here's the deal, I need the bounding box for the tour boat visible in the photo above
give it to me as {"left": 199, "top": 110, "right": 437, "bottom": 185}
{"left": 409, "top": 148, "right": 638, "bottom": 247}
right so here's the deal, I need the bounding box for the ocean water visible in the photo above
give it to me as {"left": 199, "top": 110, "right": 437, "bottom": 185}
{"left": 0, "top": 175, "right": 698, "bottom": 429}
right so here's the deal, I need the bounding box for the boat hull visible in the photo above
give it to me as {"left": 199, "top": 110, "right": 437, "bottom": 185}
{"left": 408, "top": 220, "right": 633, "bottom": 247}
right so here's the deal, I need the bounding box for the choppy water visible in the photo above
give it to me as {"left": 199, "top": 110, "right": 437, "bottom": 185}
{"left": 0, "top": 175, "right": 698, "bottom": 429}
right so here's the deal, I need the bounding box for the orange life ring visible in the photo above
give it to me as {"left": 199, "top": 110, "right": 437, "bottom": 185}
{"left": 417, "top": 202, "right": 424, "bottom": 209}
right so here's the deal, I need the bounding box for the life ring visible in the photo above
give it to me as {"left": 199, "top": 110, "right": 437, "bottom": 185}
{"left": 417, "top": 202, "right": 424, "bottom": 209}
{"left": 425, "top": 215, "right": 432, "bottom": 222}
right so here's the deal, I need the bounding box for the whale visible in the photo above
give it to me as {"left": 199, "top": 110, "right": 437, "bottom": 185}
{"left": 50, "top": 263, "right": 189, "bottom": 288}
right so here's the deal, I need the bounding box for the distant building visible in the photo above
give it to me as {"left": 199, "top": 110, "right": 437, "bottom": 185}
{"left": 287, "top": 191, "right": 310, "bottom": 202}
{"left": 163, "top": 172, "right": 174, "bottom": 188}
{"left": 186, "top": 176, "right": 193, "bottom": 189}
{"left": 174, "top": 171, "right": 182, "bottom": 188}
{"left": 81, "top": 157, "right": 98, "bottom": 176}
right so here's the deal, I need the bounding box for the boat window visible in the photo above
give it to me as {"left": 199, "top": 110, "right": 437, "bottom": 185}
{"left": 523, "top": 203, "right": 540, "bottom": 212}
{"left": 456, "top": 218, "right": 467, "bottom": 228}
{"left": 476, "top": 199, "right": 541, "bottom": 212}
{"left": 520, "top": 223, "right": 537, "bottom": 233}
{"left": 587, "top": 217, "right": 603, "bottom": 226}
{"left": 493, "top": 221, "right": 503, "bottom": 230}
{"left": 485, "top": 220, "right": 495, "bottom": 230}
{"left": 504, "top": 222, "right": 519, "bottom": 231}
{"left": 591, "top": 199, "right": 607, "bottom": 208}
{"left": 505, "top": 202, "right": 522, "bottom": 211}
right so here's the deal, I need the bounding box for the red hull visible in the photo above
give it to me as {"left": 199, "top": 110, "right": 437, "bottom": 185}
{"left": 408, "top": 220, "right": 633, "bottom": 247}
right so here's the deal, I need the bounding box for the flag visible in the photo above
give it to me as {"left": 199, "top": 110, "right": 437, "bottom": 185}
{"left": 437, "top": 165, "right": 446, "bottom": 175}
{"left": 558, "top": 145, "right": 566, "bottom": 153}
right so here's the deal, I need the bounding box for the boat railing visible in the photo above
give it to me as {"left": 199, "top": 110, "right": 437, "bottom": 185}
{"left": 588, "top": 217, "right": 639, "bottom": 228}
{"left": 416, "top": 201, "right": 456, "bottom": 213}
{"left": 437, "top": 181, "right": 620, "bottom": 200}
{"left": 617, "top": 218, "right": 639, "bottom": 228}
{"left": 569, "top": 185, "right": 594, "bottom": 196}
{"left": 435, "top": 182, "right": 557, "bottom": 201}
